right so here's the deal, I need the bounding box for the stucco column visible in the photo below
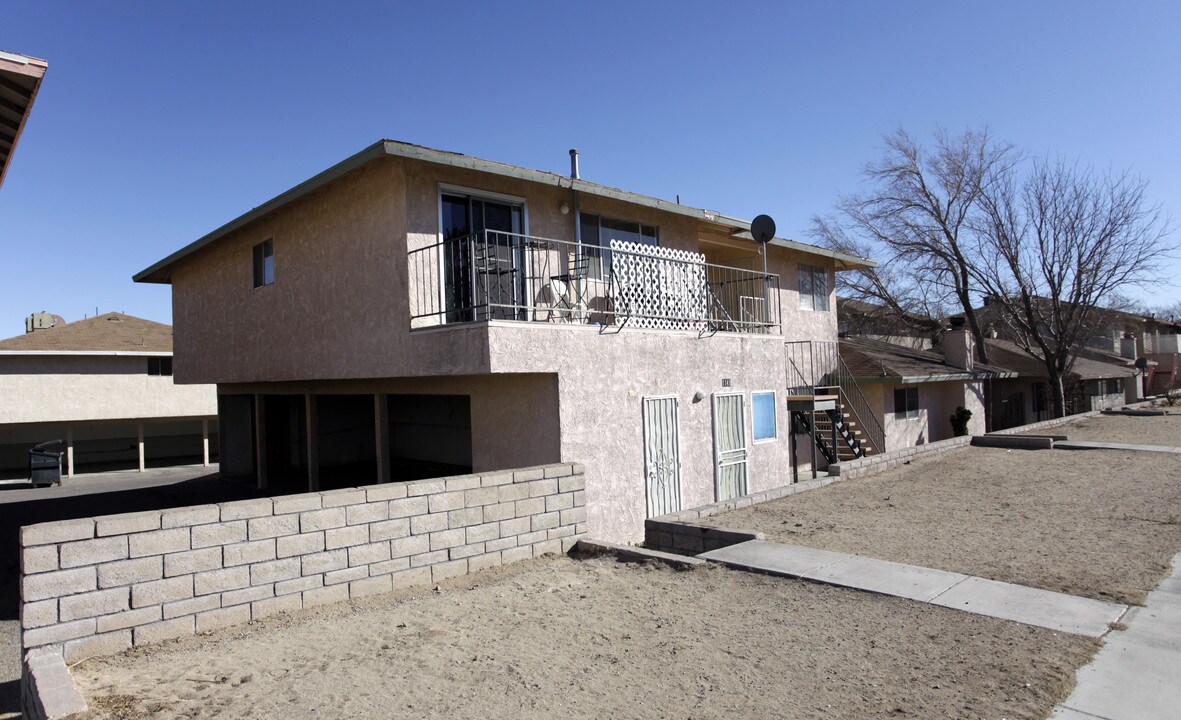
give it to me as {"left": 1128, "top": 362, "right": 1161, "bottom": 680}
{"left": 137, "top": 424, "right": 145, "bottom": 472}
{"left": 374, "top": 394, "right": 390, "bottom": 484}
{"left": 65, "top": 426, "right": 74, "bottom": 478}
{"left": 202, "top": 419, "right": 210, "bottom": 467}
{"left": 306, "top": 394, "right": 319, "bottom": 492}
{"left": 254, "top": 394, "right": 268, "bottom": 490}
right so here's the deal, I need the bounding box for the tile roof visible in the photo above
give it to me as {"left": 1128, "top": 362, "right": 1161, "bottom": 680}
{"left": 840, "top": 337, "right": 1012, "bottom": 382}
{"left": 0, "top": 313, "right": 173, "bottom": 353}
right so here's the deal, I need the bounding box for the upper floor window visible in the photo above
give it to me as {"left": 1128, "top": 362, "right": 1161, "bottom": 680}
{"left": 579, "top": 213, "right": 657, "bottom": 280}
{"left": 893, "top": 386, "right": 918, "bottom": 419}
{"left": 798, "top": 263, "right": 830, "bottom": 312}
{"left": 147, "top": 357, "right": 173, "bottom": 376}
{"left": 253, "top": 239, "right": 274, "bottom": 288}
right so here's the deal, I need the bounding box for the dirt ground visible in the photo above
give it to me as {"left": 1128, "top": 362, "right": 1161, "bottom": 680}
{"left": 706, "top": 414, "right": 1181, "bottom": 606}
{"left": 73, "top": 555, "right": 1094, "bottom": 720}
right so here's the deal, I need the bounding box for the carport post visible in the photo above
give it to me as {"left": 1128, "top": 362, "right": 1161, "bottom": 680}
{"left": 201, "top": 419, "right": 210, "bottom": 467}
{"left": 374, "top": 394, "right": 390, "bottom": 484}
{"left": 65, "top": 426, "right": 74, "bottom": 478}
{"left": 137, "top": 423, "right": 145, "bottom": 472}
{"left": 254, "top": 394, "right": 268, "bottom": 490}
{"left": 306, "top": 394, "right": 319, "bottom": 492}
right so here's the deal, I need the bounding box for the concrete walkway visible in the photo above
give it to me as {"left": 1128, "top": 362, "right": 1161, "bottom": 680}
{"left": 1056, "top": 440, "right": 1181, "bottom": 454}
{"left": 699, "top": 539, "right": 1127, "bottom": 637}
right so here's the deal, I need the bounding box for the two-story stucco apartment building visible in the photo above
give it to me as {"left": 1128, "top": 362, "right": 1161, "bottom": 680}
{"left": 135, "top": 141, "right": 872, "bottom": 542}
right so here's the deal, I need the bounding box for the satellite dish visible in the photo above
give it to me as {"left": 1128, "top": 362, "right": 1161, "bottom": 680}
{"left": 751, "top": 214, "right": 776, "bottom": 244}
{"left": 1135, "top": 357, "right": 1148, "bottom": 370}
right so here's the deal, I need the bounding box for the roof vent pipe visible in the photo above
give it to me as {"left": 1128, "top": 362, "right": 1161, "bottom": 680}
{"left": 569, "top": 148, "right": 579, "bottom": 180}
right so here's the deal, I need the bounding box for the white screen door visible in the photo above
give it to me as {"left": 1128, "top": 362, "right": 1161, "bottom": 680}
{"left": 713, "top": 392, "right": 749, "bottom": 500}
{"left": 642, "top": 396, "right": 682, "bottom": 517}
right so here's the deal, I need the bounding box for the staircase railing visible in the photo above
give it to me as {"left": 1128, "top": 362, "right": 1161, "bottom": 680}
{"left": 785, "top": 340, "right": 886, "bottom": 456}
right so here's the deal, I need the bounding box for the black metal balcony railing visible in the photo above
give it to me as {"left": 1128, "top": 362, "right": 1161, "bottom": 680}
{"left": 408, "top": 230, "right": 781, "bottom": 334}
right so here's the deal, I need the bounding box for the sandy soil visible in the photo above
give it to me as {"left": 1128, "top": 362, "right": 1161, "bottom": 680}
{"left": 73, "top": 555, "right": 1095, "bottom": 720}
{"left": 706, "top": 415, "right": 1181, "bottom": 605}
{"left": 1027, "top": 412, "right": 1181, "bottom": 446}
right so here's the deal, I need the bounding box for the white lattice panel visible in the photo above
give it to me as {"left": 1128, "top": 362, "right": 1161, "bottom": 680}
{"left": 609, "top": 240, "right": 708, "bottom": 330}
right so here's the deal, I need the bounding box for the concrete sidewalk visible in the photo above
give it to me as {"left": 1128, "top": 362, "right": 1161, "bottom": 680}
{"left": 1055, "top": 440, "right": 1181, "bottom": 454}
{"left": 699, "top": 540, "right": 1126, "bottom": 637}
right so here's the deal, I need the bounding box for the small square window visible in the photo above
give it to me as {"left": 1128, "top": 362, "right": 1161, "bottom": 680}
{"left": 752, "top": 391, "right": 777, "bottom": 442}
{"left": 253, "top": 239, "right": 274, "bottom": 288}
{"left": 893, "top": 387, "right": 918, "bottom": 419}
{"left": 147, "top": 357, "right": 173, "bottom": 376}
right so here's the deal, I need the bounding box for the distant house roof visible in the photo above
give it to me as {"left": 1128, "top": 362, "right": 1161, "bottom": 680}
{"left": 983, "top": 338, "right": 1138, "bottom": 381}
{"left": 0, "top": 50, "right": 47, "bottom": 190}
{"left": 134, "top": 139, "right": 876, "bottom": 284}
{"left": 0, "top": 313, "right": 173, "bottom": 355}
{"left": 840, "top": 337, "right": 1012, "bottom": 384}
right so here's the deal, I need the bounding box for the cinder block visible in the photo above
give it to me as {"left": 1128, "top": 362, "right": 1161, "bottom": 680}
{"left": 496, "top": 484, "right": 529, "bottom": 503}
{"left": 548, "top": 525, "right": 575, "bottom": 540}
{"left": 406, "top": 479, "right": 445, "bottom": 497}
{"left": 95, "top": 606, "right": 161, "bottom": 633}
{"left": 445, "top": 475, "right": 480, "bottom": 491}
{"left": 543, "top": 464, "right": 573, "bottom": 479}
{"left": 449, "top": 543, "right": 484, "bottom": 560}
{"left": 350, "top": 574, "right": 393, "bottom": 599}
{"left": 325, "top": 524, "right": 369, "bottom": 550}
{"left": 323, "top": 566, "right": 367, "bottom": 586}
{"left": 513, "top": 467, "right": 545, "bottom": 482}
{"left": 499, "top": 517, "right": 530, "bottom": 538}
{"left": 527, "top": 479, "right": 558, "bottom": 497}
{"left": 22, "top": 518, "right": 94, "bottom": 547}
{"left": 247, "top": 514, "right": 300, "bottom": 541}
{"left": 410, "top": 513, "right": 447, "bottom": 535}
{"left": 428, "top": 491, "right": 465, "bottom": 514}
{"left": 190, "top": 521, "right": 247, "bottom": 549}
{"left": 348, "top": 541, "right": 391, "bottom": 567}
{"left": 162, "top": 594, "right": 219, "bottom": 620}
{"left": 409, "top": 549, "right": 449, "bottom": 568}
{"left": 219, "top": 498, "right": 273, "bottom": 521}
{"left": 249, "top": 558, "right": 301, "bottom": 586}
{"left": 193, "top": 566, "right": 249, "bottom": 596}
{"left": 128, "top": 528, "right": 190, "bottom": 559}
{"left": 275, "top": 532, "right": 325, "bottom": 559}
{"left": 561, "top": 536, "right": 579, "bottom": 553}
{"left": 559, "top": 475, "right": 586, "bottom": 493}
{"left": 431, "top": 559, "right": 467, "bottom": 583}
{"left": 302, "top": 584, "right": 349, "bottom": 608}
{"left": 164, "top": 547, "right": 222, "bottom": 577}
{"left": 131, "top": 576, "right": 193, "bottom": 608}
{"left": 463, "top": 486, "right": 498, "bottom": 507}
{"left": 369, "top": 518, "right": 410, "bottom": 542}
{"left": 300, "top": 508, "right": 346, "bottom": 533}
{"left": 502, "top": 545, "right": 533, "bottom": 564}
{"left": 161, "top": 505, "right": 220, "bottom": 529}
{"left": 273, "top": 493, "right": 322, "bottom": 515}
{"left": 319, "top": 488, "right": 366, "bottom": 508}
{"left": 196, "top": 605, "right": 251, "bottom": 634}
{"left": 531, "top": 512, "right": 560, "bottom": 532}
{"left": 368, "top": 557, "right": 410, "bottom": 576}
{"left": 532, "top": 539, "right": 563, "bottom": 557}
{"left": 252, "top": 593, "right": 302, "bottom": 620}
{"left": 275, "top": 574, "right": 322, "bottom": 597}
{"left": 572, "top": 490, "right": 586, "bottom": 507}
{"left": 221, "top": 584, "right": 274, "bottom": 608}
{"left": 466, "top": 523, "right": 500, "bottom": 544}
{"left": 22, "top": 545, "right": 59, "bottom": 575}
{"left": 65, "top": 629, "right": 132, "bottom": 663}
{"left": 302, "top": 549, "right": 348, "bottom": 576}
{"left": 59, "top": 536, "right": 129, "bottom": 569}
{"left": 21, "top": 599, "right": 57, "bottom": 629}
{"left": 59, "top": 587, "right": 129, "bottom": 622}
{"left": 517, "top": 530, "right": 547, "bottom": 546}
{"left": 365, "top": 484, "right": 407, "bottom": 502}
{"left": 388, "top": 496, "right": 429, "bottom": 519}
{"left": 22, "top": 566, "right": 97, "bottom": 602}
{"left": 514, "top": 497, "right": 545, "bottom": 517}
{"left": 390, "top": 534, "right": 430, "bottom": 559}
{"left": 447, "top": 507, "right": 483, "bottom": 529}
{"left": 479, "top": 471, "right": 514, "bottom": 487}
{"left": 389, "top": 565, "right": 432, "bottom": 590}
{"left": 133, "top": 616, "right": 194, "bottom": 646}
{"left": 482, "top": 502, "right": 515, "bottom": 522}
{"left": 485, "top": 537, "right": 518, "bottom": 553}
{"left": 224, "top": 538, "right": 278, "bottom": 566}
{"left": 429, "top": 528, "right": 465, "bottom": 551}
{"left": 575, "top": 522, "right": 588, "bottom": 535}
{"left": 560, "top": 507, "right": 587, "bottom": 526}
{"left": 345, "top": 502, "right": 388, "bottom": 526}
{"left": 467, "top": 551, "right": 503, "bottom": 573}
{"left": 97, "top": 556, "right": 163, "bottom": 589}
{"left": 570, "top": 463, "right": 585, "bottom": 475}
{"left": 24, "top": 649, "right": 89, "bottom": 718}
{"left": 23, "top": 618, "right": 96, "bottom": 648}
{"left": 545, "top": 494, "right": 574, "bottom": 512}
{"left": 95, "top": 511, "right": 162, "bottom": 537}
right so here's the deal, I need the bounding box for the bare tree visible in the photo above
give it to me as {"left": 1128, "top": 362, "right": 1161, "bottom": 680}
{"left": 809, "top": 128, "right": 1017, "bottom": 361}
{"left": 972, "top": 159, "right": 1174, "bottom": 417}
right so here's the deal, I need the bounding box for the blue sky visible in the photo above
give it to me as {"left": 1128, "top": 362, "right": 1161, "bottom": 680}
{"left": 2, "top": 1, "right": 1179, "bottom": 333}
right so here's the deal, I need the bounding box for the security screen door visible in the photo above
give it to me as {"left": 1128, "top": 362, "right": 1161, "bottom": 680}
{"left": 642, "top": 396, "right": 682, "bottom": 517}
{"left": 441, "top": 193, "right": 524, "bottom": 321}
{"left": 713, "top": 392, "right": 748, "bottom": 501}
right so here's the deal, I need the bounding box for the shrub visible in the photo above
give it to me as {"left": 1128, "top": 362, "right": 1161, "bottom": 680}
{"left": 950, "top": 406, "right": 973, "bottom": 436}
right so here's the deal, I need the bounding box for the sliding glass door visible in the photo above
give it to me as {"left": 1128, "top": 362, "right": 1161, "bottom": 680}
{"left": 441, "top": 193, "right": 524, "bottom": 322}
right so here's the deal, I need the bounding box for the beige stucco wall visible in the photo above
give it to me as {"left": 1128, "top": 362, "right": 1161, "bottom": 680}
{"left": 879, "top": 379, "right": 985, "bottom": 451}
{"left": 0, "top": 355, "right": 217, "bottom": 425}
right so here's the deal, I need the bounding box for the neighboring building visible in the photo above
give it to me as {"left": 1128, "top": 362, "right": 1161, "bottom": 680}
{"left": 837, "top": 297, "right": 939, "bottom": 350}
{"left": 838, "top": 325, "right": 1011, "bottom": 452}
{"left": 134, "top": 140, "right": 874, "bottom": 542}
{"left": 0, "top": 49, "right": 47, "bottom": 190}
{"left": 0, "top": 312, "right": 219, "bottom": 479}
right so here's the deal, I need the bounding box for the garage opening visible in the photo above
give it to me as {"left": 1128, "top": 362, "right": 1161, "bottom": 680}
{"left": 317, "top": 394, "right": 376, "bottom": 491}
{"left": 263, "top": 395, "right": 307, "bottom": 493}
{"left": 388, "top": 394, "right": 472, "bottom": 481}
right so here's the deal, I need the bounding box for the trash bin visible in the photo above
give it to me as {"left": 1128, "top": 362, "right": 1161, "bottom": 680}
{"left": 29, "top": 440, "right": 64, "bottom": 487}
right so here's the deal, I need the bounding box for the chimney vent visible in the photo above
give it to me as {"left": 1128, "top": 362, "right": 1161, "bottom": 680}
{"left": 569, "top": 148, "right": 580, "bottom": 180}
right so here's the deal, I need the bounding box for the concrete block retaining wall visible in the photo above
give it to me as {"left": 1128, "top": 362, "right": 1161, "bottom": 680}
{"left": 19, "top": 463, "right": 587, "bottom": 664}
{"left": 828, "top": 435, "right": 973, "bottom": 480}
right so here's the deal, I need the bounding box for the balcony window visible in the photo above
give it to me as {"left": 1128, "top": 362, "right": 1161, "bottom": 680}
{"left": 579, "top": 213, "right": 657, "bottom": 280}
{"left": 798, "top": 263, "right": 830, "bottom": 312}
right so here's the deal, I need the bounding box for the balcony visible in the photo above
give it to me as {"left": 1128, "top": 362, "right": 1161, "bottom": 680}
{"left": 408, "top": 230, "right": 780, "bottom": 334}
